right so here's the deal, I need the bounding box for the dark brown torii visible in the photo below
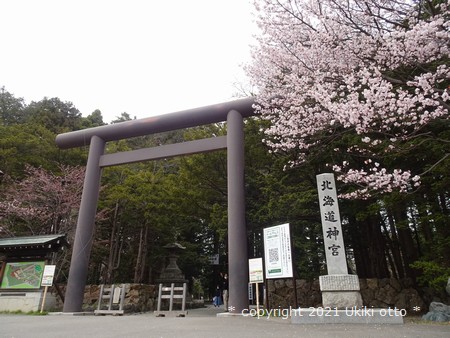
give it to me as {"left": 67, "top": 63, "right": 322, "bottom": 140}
{"left": 55, "top": 97, "right": 256, "bottom": 313}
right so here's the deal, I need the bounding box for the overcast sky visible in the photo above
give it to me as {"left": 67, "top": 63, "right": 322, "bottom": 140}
{"left": 0, "top": 0, "right": 258, "bottom": 123}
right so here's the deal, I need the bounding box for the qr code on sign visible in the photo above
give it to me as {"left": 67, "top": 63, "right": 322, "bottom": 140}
{"left": 268, "top": 248, "right": 279, "bottom": 263}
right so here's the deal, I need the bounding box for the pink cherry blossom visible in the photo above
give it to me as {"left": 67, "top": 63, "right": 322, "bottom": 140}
{"left": 247, "top": 0, "right": 449, "bottom": 198}
{"left": 0, "top": 165, "right": 85, "bottom": 236}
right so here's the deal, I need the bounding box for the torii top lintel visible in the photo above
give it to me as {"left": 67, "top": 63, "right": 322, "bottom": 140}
{"left": 55, "top": 97, "right": 256, "bottom": 149}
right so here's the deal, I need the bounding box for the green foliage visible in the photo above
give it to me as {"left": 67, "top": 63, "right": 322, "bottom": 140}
{"left": 24, "top": 97, "right": 82, "bottom": 134}
{"left": 81, "top": 109, "right": 106, "bottom": 128}
{"left": 0, "top": 86, "right": 26, "bottom": 125}
{"left": 192, "top": 278, "right": 204, "bottom": 299}
{"left": 411, "top": 260, "right": 450, "bottom": 292}
{"left": 0, "top": 88, "right": 90, "bottom": 179}
{"left": 0, "top": 123, "right": 59, "bottom": 178}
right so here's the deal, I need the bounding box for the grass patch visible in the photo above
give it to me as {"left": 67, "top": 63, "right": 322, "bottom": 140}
{"left": 0, "top": 310, "right": 48, "bottom": 315}
{"left": 405, "top": 315, "right": 450, "bottom": 325}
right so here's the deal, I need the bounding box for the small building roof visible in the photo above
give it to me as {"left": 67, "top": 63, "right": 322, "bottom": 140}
{"left": 0, "top": 234, "right": 69, "bottom": 259}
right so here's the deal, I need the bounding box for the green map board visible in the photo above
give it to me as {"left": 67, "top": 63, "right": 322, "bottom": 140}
{"left": 1, "top": 261, "right": 45, "bottom": 289}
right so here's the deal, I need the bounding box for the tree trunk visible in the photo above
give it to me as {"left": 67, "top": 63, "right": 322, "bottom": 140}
{"left": 385, "top": 210, "right": 405, "bottom": 278}
{"left": 392, "top": 203, "right": 418, "bottom": 280}
{"left": 134, "top": 227, "right": 144, "bottom": 283}
{"left": 379, "top": 213, "right": 400, "bottom": 279}
{"left": 106, "top": 200, "right": 120, "bottom": 284}
{"left": 139, "top": 226, "right": 149, "bottom": 282}
{"left": 347, "top": 213, "right": 370, "bottom": 278}
{"left": 348, "top": 211, "right": 389, "bottom": 278}
{"left": 417, "top": 194, "right": 434, "bottom": 247}
{"left": 367, "top": 215, "right": 390, "bottom": 278}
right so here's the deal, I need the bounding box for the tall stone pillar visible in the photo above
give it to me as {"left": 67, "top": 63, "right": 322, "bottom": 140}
{"left": 64, "top": 136, "right": 105, "bottom": 312}
{"left": 227, "top": 109, "right": 249, "bottom": 314}
{"left": 316, "top": 173, "right": 362, "bottom": 308}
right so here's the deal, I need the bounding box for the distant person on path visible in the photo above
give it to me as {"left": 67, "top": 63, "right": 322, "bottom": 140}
{"left": 221, "top": 273, "right": 229, "bottom": 311}
{"left": 213, "top": 285, "right": 222, "bottom": 307}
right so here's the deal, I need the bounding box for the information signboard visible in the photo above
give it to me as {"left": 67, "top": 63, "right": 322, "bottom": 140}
{"left": 0, "top": 261, "right": 45, "bottom": 289}
{"left": 248, "top": 258, "right": 264, "bottom": 283}
{"left": 208, "top": 254, "right": 219, "bottom": 265}
{"left": 263, "top": 223, "right": 293, "bottom": 279}
{"left": 41, "top": 265, "right": 56, "bottom": 287}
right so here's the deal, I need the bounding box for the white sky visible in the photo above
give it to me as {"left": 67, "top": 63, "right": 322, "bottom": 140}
{"left": 0, "top": 0, "right": 258, "bottom": 123}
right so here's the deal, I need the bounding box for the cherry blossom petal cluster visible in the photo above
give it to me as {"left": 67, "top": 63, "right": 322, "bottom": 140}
{"left": 0, "top": 165, "right": 85, "bottom": 235}
{"left": 247, "top": 0, "right": 449, "bottom": 198}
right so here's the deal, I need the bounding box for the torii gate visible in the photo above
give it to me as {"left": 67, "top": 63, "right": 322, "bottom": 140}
{"left": 55, "top": 97, "right": 256, "bottom": 314}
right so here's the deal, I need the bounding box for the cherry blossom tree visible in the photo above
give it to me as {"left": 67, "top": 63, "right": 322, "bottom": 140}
{"left": 247, "top": 0, "right": 449, "bottom": 198}
{"left": 0, "top": 165, "right": 85, "bottom": 237}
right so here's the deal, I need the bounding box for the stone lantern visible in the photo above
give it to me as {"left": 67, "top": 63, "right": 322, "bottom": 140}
{"left": 157, "top": 242, "right": 187, "bottom": 284}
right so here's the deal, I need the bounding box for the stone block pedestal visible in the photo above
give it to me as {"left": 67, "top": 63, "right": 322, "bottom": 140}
{"left": 320, "top": 274, "right": 362, "bottom": 308}
{"left": 322, "top": 291, "right": 362, "bottom": 308}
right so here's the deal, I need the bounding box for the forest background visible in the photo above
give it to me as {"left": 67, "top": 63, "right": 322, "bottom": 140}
{"left": 0, "top": 0, "right": 449, "bottom": 300}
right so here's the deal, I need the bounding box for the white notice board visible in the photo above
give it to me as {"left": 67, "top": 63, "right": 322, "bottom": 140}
{"left": 263, "top": 223, "right": 293, "bottom": 279}
{"left": 41, "top": 265, "right": 56, "bottom": 287}
{"left": 248, "top": 258, "right": 264, "bottom": 283}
